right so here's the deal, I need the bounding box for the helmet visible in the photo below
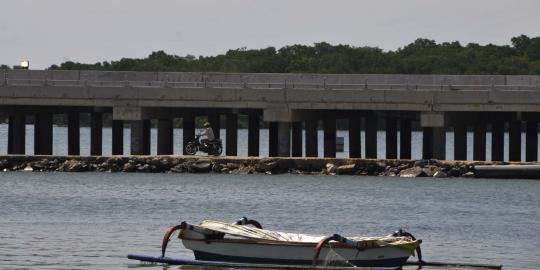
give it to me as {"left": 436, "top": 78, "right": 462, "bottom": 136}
{"left": 203, "top": 122, "right": 211, "bottom": 127}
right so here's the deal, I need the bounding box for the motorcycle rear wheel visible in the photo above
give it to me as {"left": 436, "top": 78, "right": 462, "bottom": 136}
{"left": 212, "top": 145, "right": 223, "bottom": 156}
{"left": 184, "top": 143, "right": 197, "bottom": 155}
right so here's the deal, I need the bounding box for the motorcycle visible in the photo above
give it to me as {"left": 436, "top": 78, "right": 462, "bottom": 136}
{"left": 184, "top": 134, "right": 223, "bottom": 156}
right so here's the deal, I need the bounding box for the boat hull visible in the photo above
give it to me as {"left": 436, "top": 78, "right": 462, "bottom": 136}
{"left": 182, "top": 239, "right": 412, "bottom": 267}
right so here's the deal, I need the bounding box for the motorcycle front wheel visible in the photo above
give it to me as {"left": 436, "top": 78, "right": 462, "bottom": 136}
{"left": 184, "top": 143, "right": 198, "bottom": 155}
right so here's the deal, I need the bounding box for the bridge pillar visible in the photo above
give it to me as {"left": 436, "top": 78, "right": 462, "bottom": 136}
{"left": 454, "top": 123, "right": 467, "bottom": 160}
{"left": 323, "top": 118, "right": 336, "bottom": 158}
{"left": 157, "top": 118, "right": 173, "bottom": 155}
{"left": 509, "top": 120, "right": 522, "bottom": 161}
{"left": 349, "top": 116, "right": 361, "bottom": 158}
{"left": 491, "top": 121, "right": 505, "bottom": 161}
{"left": 131, "top": 120, "right": 150, "bottom": 155}
{"left": 277, "top": 122, "right": 291, "bottom": 157}
{"left": 473, "top": 124, "right": 486, "bottom": 161}
{"left": 8, "top": 115, "right": 25, "bottom": 154}
{"left": 34, "top": 113, "right": 53, "bottom": 155}
{"left": 400, "top": 119, "right": 411, "bottom": 160}
{"left": 90, "top": 112, "right": 103, "bottom": 156}
{"left": 305, "top": 120, "right": 318, "bottom": 157}
{"left": 248, "top": 114, "right": 259, "bottom": 156}
{"left": 432, "top": 128, "right": 446, "bottom": 160}
{"left": 526, "top": 121, "right": 538, "bottom": 162}
{"left": 421, "top": 112, "right": 445, "bottom": 160}
{"left": 226, "top": 113, "right": 238, "bottom": 156}
{"left": 67, "top": 112, "right": 80, "bottom": 155}
{"left": 183, "top": 115, "right": 195, "bottom": 155}
{"left": 422, "top": 128, "right": 433, "bottom": 159}
{"left": 268, "top": 122, "right": 278, "bottom": 157}
{"left": 385, "top": 118, "right": 397, "bottom": 159}
{"left": 291, "top": 122, "right": 302, "bottom": 157}
{"left": 365, "top": 116, "right": 377, "bottom": 159}
{"left": 112, "top": 120, "right": 123, "bottom": 155}
{"left": 207, "top": 113, "right": 220, "bottom": 139}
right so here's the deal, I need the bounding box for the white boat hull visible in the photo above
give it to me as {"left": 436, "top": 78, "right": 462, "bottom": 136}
{"left": 182, "top": 239, "right": 412, "bottom": 267}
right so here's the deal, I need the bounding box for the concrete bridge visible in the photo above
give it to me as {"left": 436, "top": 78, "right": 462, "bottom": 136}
{"left": 1, "top": 70, "right": 539, "bottom": 161}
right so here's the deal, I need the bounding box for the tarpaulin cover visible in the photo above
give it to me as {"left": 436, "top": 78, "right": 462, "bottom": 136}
{"left": 195, "top": 220, "right": 417, "bottom": 250}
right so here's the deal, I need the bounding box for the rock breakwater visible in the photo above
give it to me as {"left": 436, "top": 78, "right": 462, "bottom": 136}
{"left": 0, "top": 155, "right": 527, "bottom": 178}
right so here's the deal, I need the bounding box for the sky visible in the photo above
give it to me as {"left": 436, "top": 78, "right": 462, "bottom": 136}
{"left": 1, "top": 0, "right": 540, "bottom": 69}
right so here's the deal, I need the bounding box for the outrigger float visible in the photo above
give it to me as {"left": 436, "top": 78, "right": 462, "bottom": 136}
{"left": 128, "top": 217, "right": 502, "bottom": 269}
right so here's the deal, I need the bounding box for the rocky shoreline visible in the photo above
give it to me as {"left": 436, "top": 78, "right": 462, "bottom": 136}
{"left": 2, "top": 155, "right": 537, "bottom": 178}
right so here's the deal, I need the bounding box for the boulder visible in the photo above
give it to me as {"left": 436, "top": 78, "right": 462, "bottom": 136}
{"left": 433, "top": 170, "right": 448, "bottom": 178}
{"left": 447, "top": 167, "right": 463, "bottom": 177}
{"left": 170, "top": 164, "right": 186, "bottom": 173}
{"left": 337, "top": 164, "right": 356, "bottom": 175}
{"left": 189, "top": 159, "right": 213, "bottom": 173}
{"left": 225, "top": 163, "right": 240, "bottom": 170}
{"left": 136, "top": 163, "right": 151, "bottom": 172}
{"left": 122, "top": 161, "right": 136, "bottom": 172}
{"left": 462, "top": 171, "right": 475, "bottom": 178}
{"left": 324, "top": 163, "right": 337, "bottom": 174}
{"left": 399, "top": 166, "right": 425, "bottom": 177}
{"left": 0, "top": 159, "right": 9, "bottom": 170}
{"left": 61, "top": 159, "right": 84, "bottom": 172}
{"left": 255, "top": 161, "right": 278, "bottom": 172}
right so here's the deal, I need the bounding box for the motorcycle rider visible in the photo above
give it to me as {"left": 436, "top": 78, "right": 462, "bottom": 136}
{"left": 199, "top": 122, "right": 215, "bottom": 150}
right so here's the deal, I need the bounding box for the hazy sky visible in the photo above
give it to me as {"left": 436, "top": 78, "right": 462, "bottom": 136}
{"left": 2, "top": 0, "right": 540, "bottom": 69}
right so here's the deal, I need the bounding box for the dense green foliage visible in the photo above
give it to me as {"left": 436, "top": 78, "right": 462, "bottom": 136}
{"left": 4, "top": 35, "right": 540, "bottom": 74}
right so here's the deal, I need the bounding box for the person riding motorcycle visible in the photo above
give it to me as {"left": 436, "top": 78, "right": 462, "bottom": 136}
{"left": 199, "top": 122, "right": 215, "bottom": 149}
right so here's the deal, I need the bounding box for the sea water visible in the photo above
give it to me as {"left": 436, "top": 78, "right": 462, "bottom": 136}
{"left": 1, "top": 172, "right": 539, "bottom": 270}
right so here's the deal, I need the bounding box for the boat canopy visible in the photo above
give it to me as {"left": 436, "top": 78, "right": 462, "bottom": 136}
{"left": 194, "top": 220, "right": 413, "bottom": 247}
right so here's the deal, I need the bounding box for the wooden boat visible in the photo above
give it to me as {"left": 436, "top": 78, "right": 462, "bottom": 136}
{"left": 160, "top": 217, "right": 423, "bottom": 268}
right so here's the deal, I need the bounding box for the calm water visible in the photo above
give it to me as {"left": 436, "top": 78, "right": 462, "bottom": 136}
{"left": 1, "top": 172, "right": 539, "bottom": 270}
{"left": 0, "top": 124, "right": 538, "bottom": 161}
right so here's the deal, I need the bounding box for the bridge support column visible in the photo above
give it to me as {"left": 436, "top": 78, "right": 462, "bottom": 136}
{"left": 365, "top": 116, "right": 377, "bottom": 159}
{"left": 291, "top": 122, "right": 302, "bottom": 157}
{"left": 268, "top": 122, "right": 278, "bottom": 157}
{"left": 305, "top": 120, "right": 318, "bottom": 157}
{"left": 183, "top": 115, "right": 195, "bottom": 155}
{"left": 509, "top": 120, "right": 522, "bottom": 162}
{"left": 34, "top": 113, "right": 53, "bottom": 155}
{"left": 526, "top": 121, "right": 538, "bottom": 162}
{"left": 248, "top": 114, "right": 259, "bottom": 156}
{"left": 386, "top": 118, "right": 397, "bottom": 159}
{"left": 400, "top": 119, "right": 411, "bottom": 160}
{"left": 226, "top": 113, "right": 238, "bottom": 156}
{"left": 422, "top": 128, "right": 433, "bottom": 159}
{"left": 323, "top": 118, "right": 336, "bottom": 158}
{"left": 432, "top": 128, "right": 446, "bottom": 160}
{"left": 473, "top": 124, "right": 486, "bottom": 161}
{"left": 208, "top": 113, "right": 220, "bottom": 139}
{"left": 349, "top": 116, "right": 361, "bottom": 158}
{"left": 112, "top": 120, "right": 123, "bottom": 155}
{"left": 421, "top": 112, "right": 445, "bottom": 160}
{"left": 277, "top": 122, "right": 291, "bottom": 157}
{"left": 491, "top": 121, "right": 505, "bottom": 161}
{"left": 131, "top": 120, "right": 150, "bottom": 155}
{"left": 8, "top": 115, "right": 25, "bottom": 154}
{"left": 67, "top": 112, "right": 80, "bottom": 155}
{"left": 454, "top": 123, "right": 467, "bottom": 160}
{"left": 157, "top": 119, "right": 173, "bottom": 155}
{"left": 90, "top": 112, "right": 102, "bottom": 156}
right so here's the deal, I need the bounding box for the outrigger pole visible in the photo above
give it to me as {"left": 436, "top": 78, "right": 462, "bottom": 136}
{"left": 128, "top": 254, "right": 503, "bottom": 270}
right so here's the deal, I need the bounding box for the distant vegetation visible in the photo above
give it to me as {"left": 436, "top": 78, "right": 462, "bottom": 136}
{"left": 41, "top": 35, "right": 540, "bottom": 75}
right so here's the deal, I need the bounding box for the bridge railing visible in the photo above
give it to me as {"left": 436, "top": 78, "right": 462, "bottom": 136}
{"left": 2, "top": 78, "right": 540, "bottom": 91}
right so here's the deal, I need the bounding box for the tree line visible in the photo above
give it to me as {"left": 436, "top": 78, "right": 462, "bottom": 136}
{"left": 2, "top": 35, "right": 539, "bottom": 74}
